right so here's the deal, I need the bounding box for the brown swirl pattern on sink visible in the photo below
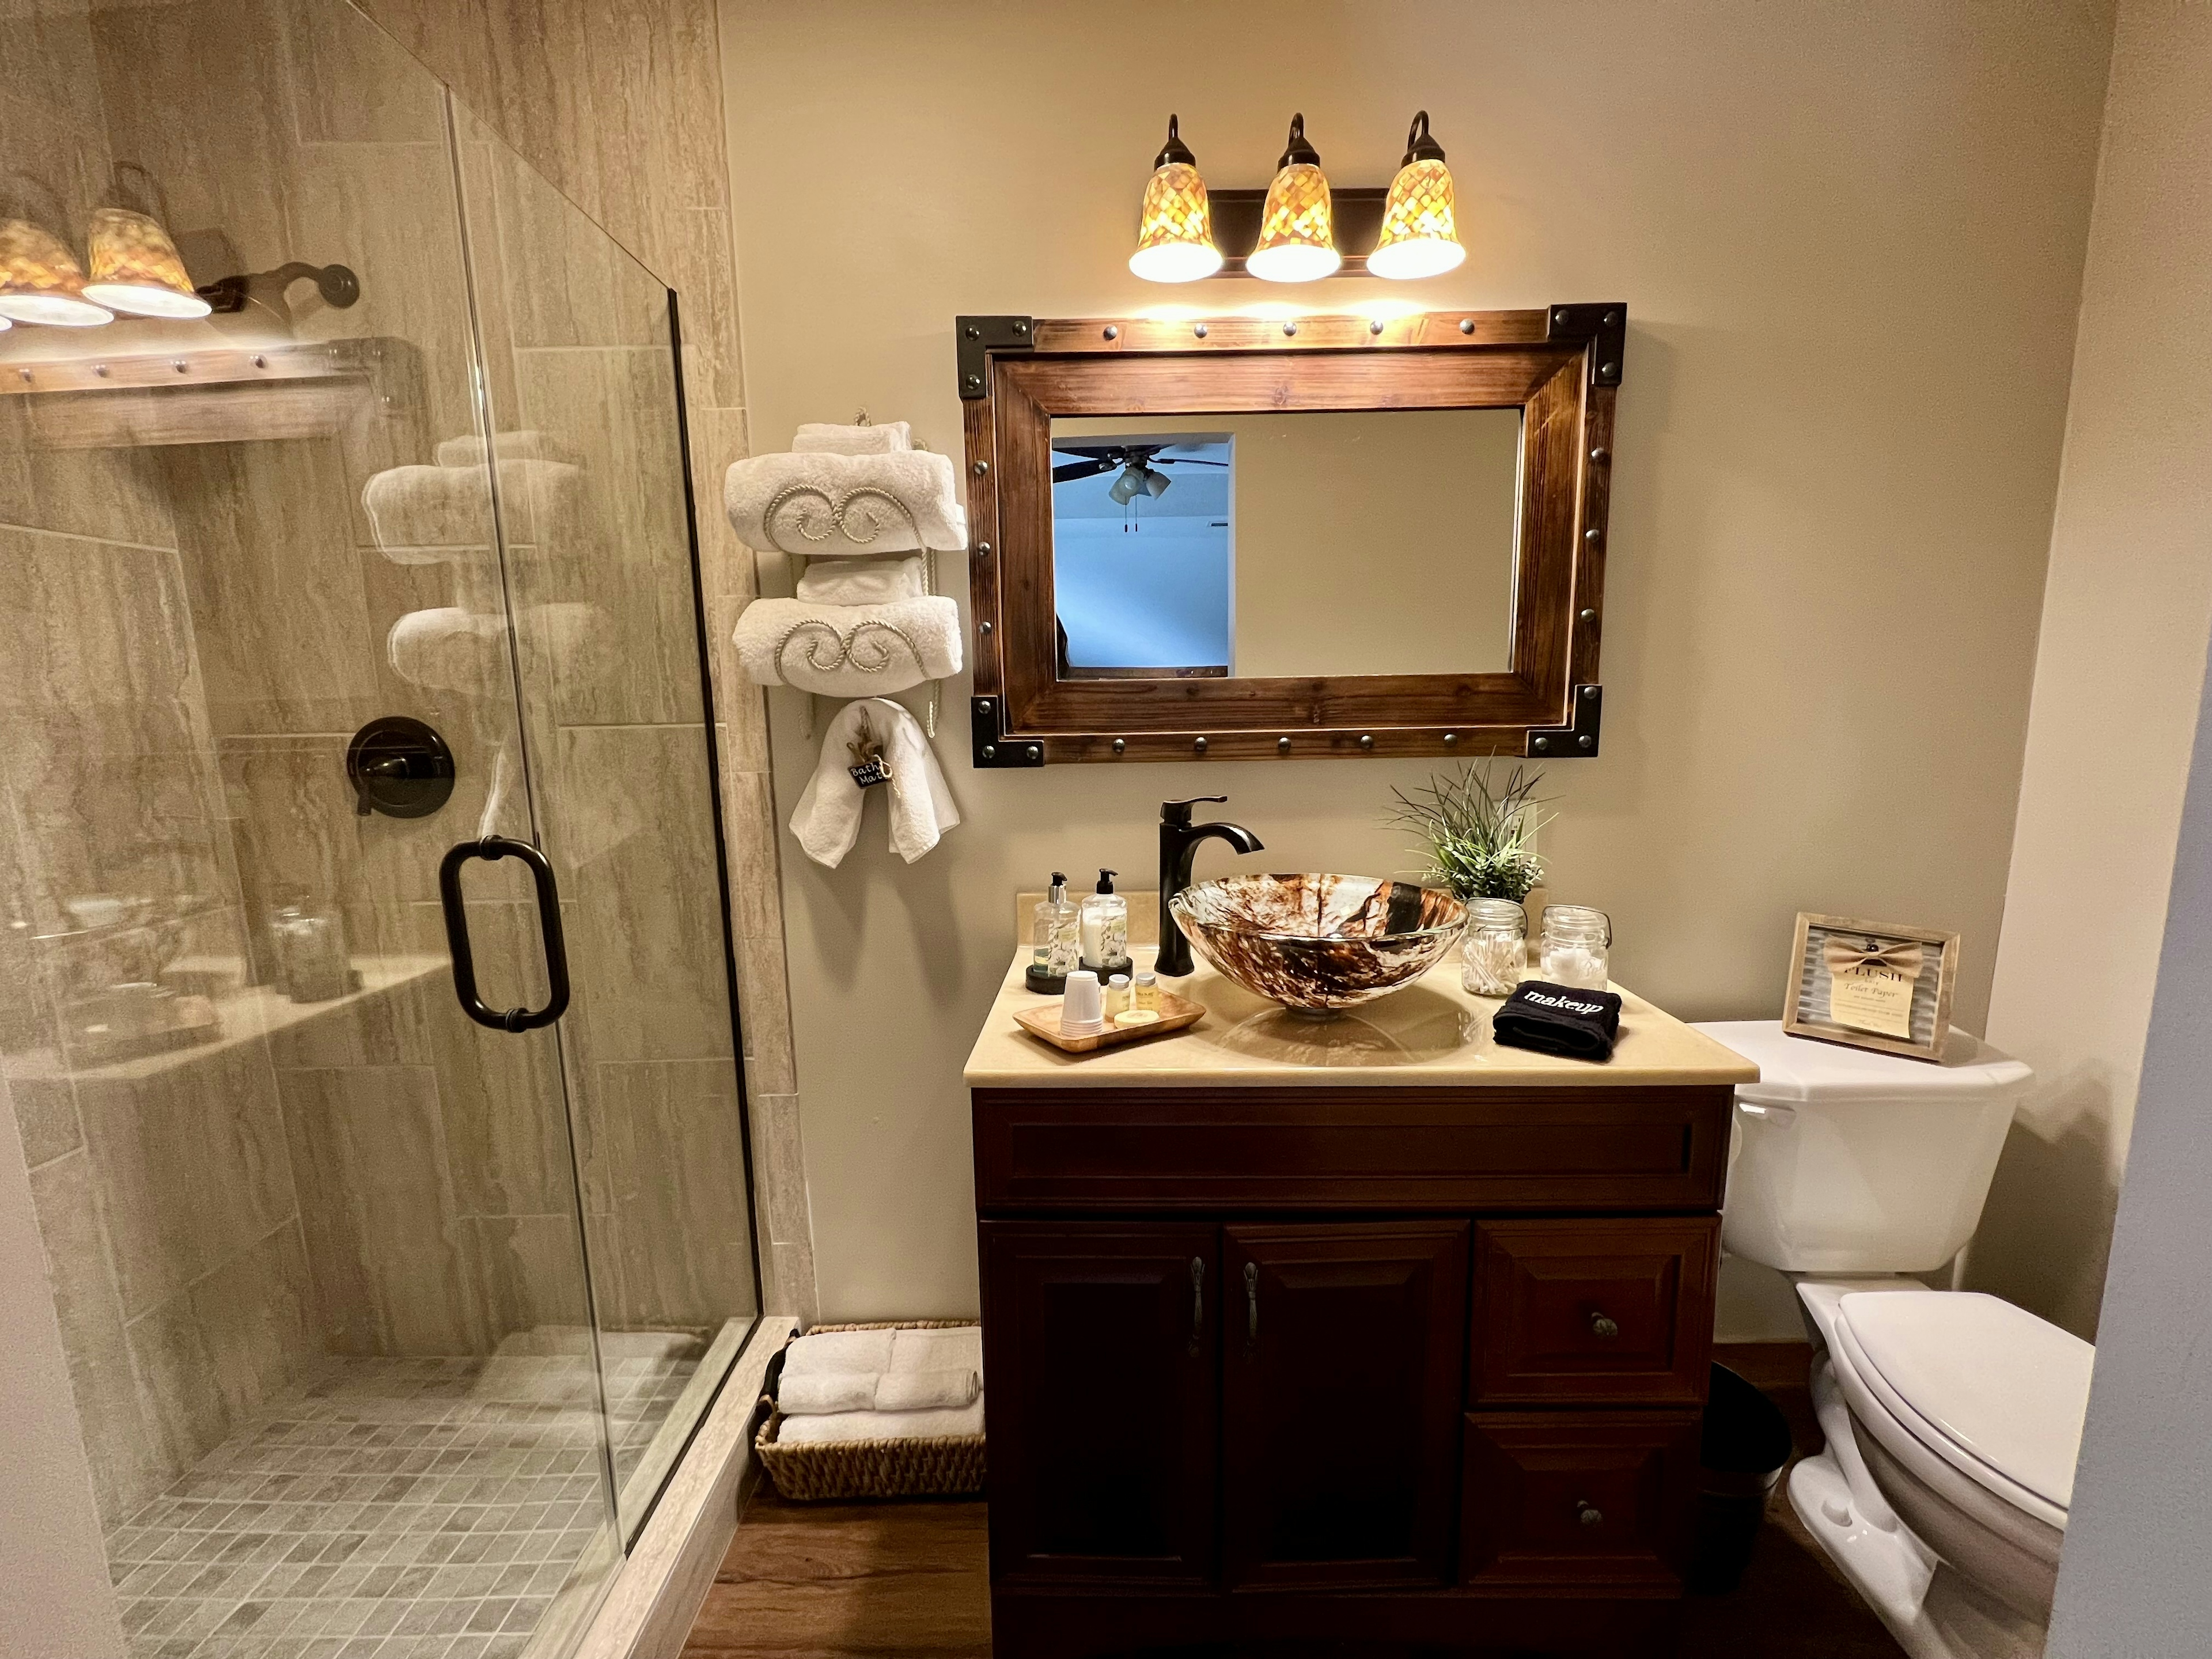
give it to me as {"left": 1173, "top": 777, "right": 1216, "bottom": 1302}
{"left": 1168, "top": 873, "right": 1467, "bottom": 1012}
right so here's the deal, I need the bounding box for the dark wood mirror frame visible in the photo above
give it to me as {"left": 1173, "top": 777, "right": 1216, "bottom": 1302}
{"left": 957, "top": 304, "right": 1623, "bottom": 767}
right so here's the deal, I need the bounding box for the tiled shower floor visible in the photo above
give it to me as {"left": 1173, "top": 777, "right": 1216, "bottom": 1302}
{"left": 105, "top": 1349, "right": 700, "bottom": 1659}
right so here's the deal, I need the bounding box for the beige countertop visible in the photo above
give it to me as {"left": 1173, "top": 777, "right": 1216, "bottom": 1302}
{"left": 963, "top": 946, "right": 1760, "bottom": 1090}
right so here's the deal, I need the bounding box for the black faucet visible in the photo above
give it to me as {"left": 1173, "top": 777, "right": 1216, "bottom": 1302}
{"left": 1157, "top": 796, "right": 1265, "bottom": 976}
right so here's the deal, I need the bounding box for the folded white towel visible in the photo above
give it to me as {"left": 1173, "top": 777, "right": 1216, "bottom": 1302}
{"left": 364, "top": 459, "right": 585, "bottom": 556}
{"left": 793, "top": 420, "right": 911, "bottom": 455}
{"left": 790, "top": 698, "right": 960, "bottom": 869}
{"left": 874, "top": 1367, "right": 982, "bottom": 1412}
{"left": 724, "top": 450, "right": 965, "bottom": 556}
{"left": 781, "top": 1328, "right": 896, "bottom": 1377}
{"left": 795, "top": 555, "right": 927, "bottom": 607}
{"left": 732, "top": 596, "right": 960, "bottom": 696}
{"left": 778, "top": 1372, "right": 879, "bottom": 1415}
{"left": 776, "top": 1399, "right": 984, "bottom": 1446}
{"left": 434, "top": 430, "right": 579, "bottom": 468}
{"left": 891, "top": 1325, "right": 984, "bottom": 1380}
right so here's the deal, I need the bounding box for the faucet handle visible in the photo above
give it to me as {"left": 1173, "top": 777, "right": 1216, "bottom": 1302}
{"left": 1162, "top": 795, "right": 1228, "bottom": 826}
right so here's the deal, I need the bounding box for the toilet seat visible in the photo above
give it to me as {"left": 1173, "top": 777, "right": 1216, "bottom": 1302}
{"left": 1838, "top": 1291, "right": 2091, "bottom": 1520}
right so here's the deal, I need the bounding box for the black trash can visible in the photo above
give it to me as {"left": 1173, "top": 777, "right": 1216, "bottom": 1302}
{"left": 1687, "top": 1362, "right": 1796, "bottom": 1594}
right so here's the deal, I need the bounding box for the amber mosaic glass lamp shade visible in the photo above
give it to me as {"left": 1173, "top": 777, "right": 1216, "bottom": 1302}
{"left": 0, "top": 218, "right": 114, "bottom": 327}
{"left": 1369, "top": 111, "right": 1465, "bottom": 280}
{"left": 1130, "top": 115, "right": 1222, "bottom": 283}
{"left": 1248, "top": 114, "right": 1339, "bottom": 283}
{"left": 83, "top": 205, "right": 212, "bottom": 318}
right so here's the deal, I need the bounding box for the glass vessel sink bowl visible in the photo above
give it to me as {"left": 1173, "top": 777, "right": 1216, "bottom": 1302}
{"left": 1168, "top": 873, "right": 1467, "bottom": 1014}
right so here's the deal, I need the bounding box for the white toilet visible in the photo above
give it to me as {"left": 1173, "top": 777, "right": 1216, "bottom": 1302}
{"left": 1696, "top": 1021, "right": 2094, "bottom": 1659}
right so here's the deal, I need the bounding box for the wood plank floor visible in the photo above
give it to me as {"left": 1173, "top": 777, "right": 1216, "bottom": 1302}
{"left": 682, "top": 1344, "right": 1900, "bottom": 1658}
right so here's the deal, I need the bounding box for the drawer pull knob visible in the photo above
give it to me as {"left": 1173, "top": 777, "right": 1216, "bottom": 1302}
{"left": 1589, "top": 1311, "right": 1620, "bottom": 1339}
{"left": 1190, "top": 1257, "right": 1205, "bottom": 1354}
{"left": 1577, "top": 1501, "right": 1604, "bottom": 1528}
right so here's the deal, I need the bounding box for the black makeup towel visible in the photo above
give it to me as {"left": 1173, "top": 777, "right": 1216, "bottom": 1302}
{"left": 1493, "top": 980, "right": 1623, "bottom": 1062}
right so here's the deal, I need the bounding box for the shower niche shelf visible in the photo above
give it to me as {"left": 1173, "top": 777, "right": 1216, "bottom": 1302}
{"left": 0, "top": 335, "right": 422, "bottom": 449}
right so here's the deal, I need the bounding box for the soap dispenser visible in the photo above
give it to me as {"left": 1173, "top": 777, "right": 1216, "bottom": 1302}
{"left": 1079, "top": 869, "right": 1131, "bottom": 979}
{"left": 1028, "top": 873, "right": 1080, "bottom": 994}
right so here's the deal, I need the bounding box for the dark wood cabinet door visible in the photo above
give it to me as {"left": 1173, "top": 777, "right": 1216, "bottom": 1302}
{"left": 1222, "top": 1221, "right": 1469, "bottom": 1589}
{"left": 1461, "top": 1411, "right": 1700, "bottom": 1590}
{"left": 1471, "top": 1217, "right": 1718, "bottom": 1405}
{"left": 980, "top": 1221, "right": 1218, "bottom": 1585}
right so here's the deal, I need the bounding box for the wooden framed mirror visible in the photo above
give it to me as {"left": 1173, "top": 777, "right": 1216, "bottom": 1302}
{"left": 957, "top": 304, "right": 1623, "bottom": 766}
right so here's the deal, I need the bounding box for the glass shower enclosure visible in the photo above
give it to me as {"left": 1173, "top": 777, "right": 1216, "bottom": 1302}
{"left": 1, "top": 3, "right": 757, "bottom": 1654}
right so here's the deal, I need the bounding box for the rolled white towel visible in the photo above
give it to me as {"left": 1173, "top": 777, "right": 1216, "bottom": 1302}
{"left": 795, "top": 555, "right": 926, "bottom": 607}
{"left": 792, "top": 420, "right": 911, "bottom": 455}
{"left": 387, "top": 607, "right": 503, "bottom": 693}
{"left": 364, "top": 459, "right": 585, "bottom": 556}
{"left": 891, "top": 1325, "right": 984, "bottom": 1380}
{"left": 874, "top": 1367, "right": 982, "bottom": 1413}
{"left": 731, "top": 596, "right": 961, "bottom": 696}
{"left": 777, "top": 1399, "right": 984, "bottom": 1446}
{"left": 781, "top": 1328, "right": 895, "bottom": 1377}
{"left": 778, "top": 1372, "right": 879, "bottom": 1416}
{"left": 435, "top": 430, "right": 579, "bottom": 468}
{"left": 724, "top": 450, "right": 965, "bottom": 556}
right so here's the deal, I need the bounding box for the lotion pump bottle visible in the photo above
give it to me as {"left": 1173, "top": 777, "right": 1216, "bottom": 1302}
{"left": 1079, "top": 868, "right": 1130, "bottom": 978}
{"left": 1028, "top": 873, "right": 1080, "bottom": 993}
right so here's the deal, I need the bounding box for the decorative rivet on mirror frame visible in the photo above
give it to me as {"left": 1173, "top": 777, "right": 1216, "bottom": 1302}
{"left": 1601, "top": 361, "right": 1619, "bottom": 377}
{"left": 1104, "top": 324, "right": 1119, "bottom": 340}
{"left": 1590, "top": 446, "right": 1609, "bottom": 462}
{"left": 1459, "top": 317, "right": 1475, "bottom": 334}
{"left": 979, "top": 699, "right": 994, "bottom": 715}
{"left": 1014, "top": 320, "right": 1031, "bottom": 336}
{"left": 963, "top": 373, "right": 982, "bottom": 392}
{"left": 1369, "top": 319, "right": 1384, "bottom": 335}
{"left": 1533, "top": 736, "right": 1551, "bottom": 751}
{"left": 975, "top": 541, "right": 991, "bottom": 557}
{"left": 983, "top": 744, "right": 997, "bottom": 759}
{"left": 1582, "top": 685, "right": 1599, "bottom": 699}
{"left": 1194, "top": 737, "right": 1209, "bottom": 752}
{"left": 1359, "top": 734, "right": 1375, "bottom": 749}
{"left": 1193, "top": 322, "right": 1209, "bottom": 338}
{"left": 1580, "top": 608, "right": 1597, "bottom": 622}
{"left": 1278, "top": 737, "right": 1292, "bottom": 753}
{"left": 964, "top": 323, "right": 981, "bottom": 339}
{"left": 1282, "top": 321, "right": 1297, "bottom": 336}
{"left": 979, "top": 620, "right": 993, "bottom": 635}
{"left": 1604, "top": 309, "right": 1622, "bottom": 327}
{"left": 1579, "top": 736, "right": 1594, "bottom": 749}
{"left": 1112, "top": 738, "right": 1126, "bottom": 754}
{"left": 972, "top": 460, "right": 989, "bottom": 476}
{"left": 1027, "top": 745, "right": 1041, "bottom": 761}
{"left": 1585, "top": 528, "right": 1601, "bottom": 543}
{"left": 1554, "top": 308, "right": 1570, "bottom": 324}
{"left": 1444, "top": 733, "right": 1458, "bottom": 747}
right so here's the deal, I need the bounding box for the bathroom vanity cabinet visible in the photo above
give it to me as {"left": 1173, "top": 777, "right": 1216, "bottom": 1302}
{"left": 965, "top": 950, "right": 1755, "bottom": 1657}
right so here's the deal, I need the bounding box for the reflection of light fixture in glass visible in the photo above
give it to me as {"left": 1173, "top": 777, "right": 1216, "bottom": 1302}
{"left": 1248, "top": 114, "right": 1339, "bottom": 284}
{"left": 0, "top": 219, "right": 113, "bottom": 327}
{"left": 1130, "top": 116, "right": 1222, "bottom": 283}
{"left": 1369, "top": 111, "right": 1465, "bottom": 280}
{"left": 82, "top": 205, "right": 212, "bottom": 317}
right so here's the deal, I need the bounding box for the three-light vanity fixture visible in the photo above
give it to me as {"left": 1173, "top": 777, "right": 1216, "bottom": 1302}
{"left": 1129, "top": 111, "right": 1467, "bottom": 284}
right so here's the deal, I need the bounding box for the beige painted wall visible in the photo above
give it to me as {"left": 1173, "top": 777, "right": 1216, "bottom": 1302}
{"left": 720, "top": 0, "right": 2114, "bottom": 1319}
{"left": 1969, "top": 0, "right": 2212, "bottom": 1340}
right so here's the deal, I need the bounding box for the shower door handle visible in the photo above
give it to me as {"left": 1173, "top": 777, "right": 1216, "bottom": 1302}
{"left": 438, "top": 836, "right": 571, "bottom": 1033}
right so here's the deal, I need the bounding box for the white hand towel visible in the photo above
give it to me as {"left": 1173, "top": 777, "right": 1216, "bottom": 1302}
{"left": 795, "top": 555, "right": 927, "bottom": 607}
{"left": 731, "top": 596, "right": 960, "bottom": 696}
{"left": 363, "top": 459, "right": 585, "bottom": 557}
{"left": 435, "top": 430, "right": 579, "bottom": 468}
{"left": 387, "top": 607, "right": 503, "bottom": 692}
{"left": 724, "top": 450, "right": 965, "bottom": 555}
{"left": 793, "top": 420, "right": 911, "bottom": 455}
{"left": 776, "top": 1399, "right": 984, "bottom": 1446}
{"left": 778, "top": 1372, "right": 880, "bottom": 1416}
{"left": 891, "top": 1325, "right": 984, "bottom": 1380}
{"left": 874, "top": 1368, "right": 982, "bottom": 1412}
{"left": 780, "top": 1328, "right": 895, "bottom": 1377}
{"left": 789, "top": 698, "right": 961, "bottom": 869}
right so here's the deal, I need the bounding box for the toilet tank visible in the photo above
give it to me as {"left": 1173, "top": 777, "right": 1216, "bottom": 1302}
{"left": 1694, "top": 1020, "right": 2033, "bottom": 1274}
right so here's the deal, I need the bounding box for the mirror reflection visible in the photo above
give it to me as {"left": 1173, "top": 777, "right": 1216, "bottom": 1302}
{"left": 1050, "top": 408, "right": 1523, "bottom": 680}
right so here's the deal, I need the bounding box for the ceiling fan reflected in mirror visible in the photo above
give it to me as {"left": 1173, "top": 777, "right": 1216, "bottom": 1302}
{"left": 1051, "top": 442, "right": 1228, "bottom": 505}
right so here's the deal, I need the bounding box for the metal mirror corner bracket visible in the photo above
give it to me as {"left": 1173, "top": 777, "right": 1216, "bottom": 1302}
{"left": 346, "top": 715, "right": 456, "bottom": 817}
{"left": 956, "top": 303, "right": 1624, "bottom": 766}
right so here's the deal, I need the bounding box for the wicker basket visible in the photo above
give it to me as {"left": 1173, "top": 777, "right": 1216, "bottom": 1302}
{"left": 754, "top": 1320, "right": 986, "bottom": 1501}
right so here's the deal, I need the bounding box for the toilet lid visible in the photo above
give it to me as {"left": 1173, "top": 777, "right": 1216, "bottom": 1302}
{"left": 1840, "top": 1291, "right": 2093, "bottom": 1511}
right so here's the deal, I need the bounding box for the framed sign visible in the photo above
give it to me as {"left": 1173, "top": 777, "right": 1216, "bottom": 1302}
{"left": 1783, "top": 913, "right": 1959, "bottom": 1062}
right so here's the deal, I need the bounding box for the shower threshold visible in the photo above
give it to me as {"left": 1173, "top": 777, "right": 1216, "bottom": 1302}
{"left": 103, "top": 1330, "right": 724, "bottom": 1659}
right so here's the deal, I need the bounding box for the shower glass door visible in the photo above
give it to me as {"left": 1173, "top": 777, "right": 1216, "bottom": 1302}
{"left": 1, "top": 2, "right": 755, "bottom": 1653}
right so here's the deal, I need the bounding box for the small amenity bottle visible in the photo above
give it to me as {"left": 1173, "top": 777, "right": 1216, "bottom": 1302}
{"left": 1134, "top": 969, "right": 1160, "bottom": 1012}
{"left": 1028, "top": 873, "right": 1080, "bottom": 992}
{"left": 1079, "top": 869, "right": 1130, "bottom": 976}
{"left": 1104, "top": 974, "right": 1131, "bottom": 1020}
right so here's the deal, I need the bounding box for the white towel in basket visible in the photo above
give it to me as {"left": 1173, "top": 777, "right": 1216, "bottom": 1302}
{"left": 778, "top": 1399, "right": 984, "bottom": 1445}
{"left": 781, "top": 1328, "right": 896, "bottom": 1377}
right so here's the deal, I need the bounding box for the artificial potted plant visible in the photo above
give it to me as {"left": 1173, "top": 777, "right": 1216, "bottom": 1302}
{"left": 1391, "top": 764, "right": 1552, "bottom": 995}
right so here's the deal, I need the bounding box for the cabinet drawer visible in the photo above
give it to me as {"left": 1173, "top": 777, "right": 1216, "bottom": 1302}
{"left": 1460, "top": 1412, "right": 1698, "bottom": 1590}
{"left": 1470, "top": 1218, "right": 1718, "bottom": 1404}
